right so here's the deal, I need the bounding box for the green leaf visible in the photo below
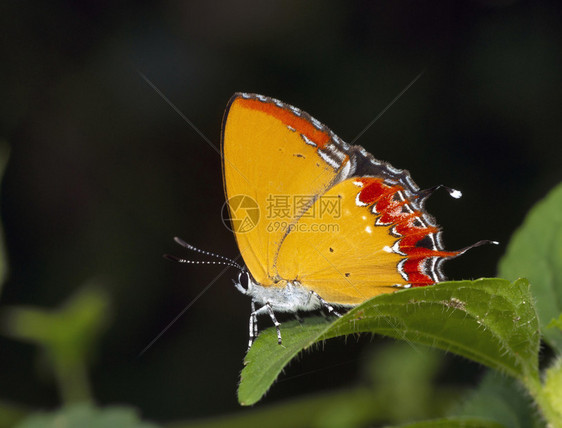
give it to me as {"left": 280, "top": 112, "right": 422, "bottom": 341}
{"left": 238, "top": 317, "right": 329, "bottom": 406}
{"left": 498, "top": 182, "right": 562, "bottom": 353}
{"left": 238, "top": 278, "right": 539, "bottom": 406}
{"left": 15, "top": 403, "right": 159, "bottom": 428}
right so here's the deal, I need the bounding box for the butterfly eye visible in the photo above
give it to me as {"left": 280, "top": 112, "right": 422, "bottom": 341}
{"left": 238, "top": 271, "right": 250, "bottom": 291}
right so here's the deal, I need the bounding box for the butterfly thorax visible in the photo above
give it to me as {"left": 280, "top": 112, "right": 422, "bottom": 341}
{"left": 234, "top": 273, "right": 322, "bottom": 313}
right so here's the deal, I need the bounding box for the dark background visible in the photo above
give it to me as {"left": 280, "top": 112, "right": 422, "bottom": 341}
{"left": 1, "top": 0, "right": 561, "bottom": 423}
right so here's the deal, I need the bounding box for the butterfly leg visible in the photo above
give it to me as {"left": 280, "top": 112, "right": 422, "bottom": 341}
{"left": 248, "top": 302, "right": 282, "bottom": 348}
{"left": 265, "top": 303, "right": 283, "bottom": 345}
{"left": 252, "top": 302, "right": 259, "bottom": 339}
{"left": 310, "top": 291, "right": 342, "bottom": 317}
{"left": 248, "top": 301, "right": 258, "bottom": 349}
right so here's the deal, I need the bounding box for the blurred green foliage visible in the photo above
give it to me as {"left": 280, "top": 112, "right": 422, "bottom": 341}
{"left": 452, "top": 371, "right": 541, "bottom": 428}
{"left": 2, "top": 285, "right": 110, "bottom": 405}
{"left": 15, "top": 403, "right": 158, "bottom": 428}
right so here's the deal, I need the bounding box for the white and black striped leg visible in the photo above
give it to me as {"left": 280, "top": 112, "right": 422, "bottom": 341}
{"left": 248, "top": 303, "right": 282, "bottom": 347}
{"left": 251, "top": 301, "right": 259, "bottom": 340}
{"left": 310, "top": 291, "right": 342, "bottom": 317}
{"left": 264, "top": 303, "right": 282, "bottom": 344}
{"left": 248, "top": 301, "right": 258, "bottom": 349}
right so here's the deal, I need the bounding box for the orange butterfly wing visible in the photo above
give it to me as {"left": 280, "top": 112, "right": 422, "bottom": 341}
{"left": 221, "top": 94, "right": 351, "bottom": 286}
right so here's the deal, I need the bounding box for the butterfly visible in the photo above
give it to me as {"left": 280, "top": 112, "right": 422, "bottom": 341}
{"left": 169, "top": 93, "right": 493, "bottom": 349}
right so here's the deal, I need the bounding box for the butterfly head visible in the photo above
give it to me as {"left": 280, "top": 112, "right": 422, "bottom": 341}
{"left": 234, "top": 270, "right": 253, "bottom": 296}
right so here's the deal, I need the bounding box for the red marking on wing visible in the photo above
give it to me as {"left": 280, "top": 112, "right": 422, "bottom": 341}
{"left": 355, "top": 177, "right": 460, "bottom": 287}
{"left": 237, "top": 97, "right": 332, "bottom": 149}
{"left": 402, "top": 260, "right": 434, "bottom": 286}
{"left": 356, "top": 178, "right": 396, "bottom": 205}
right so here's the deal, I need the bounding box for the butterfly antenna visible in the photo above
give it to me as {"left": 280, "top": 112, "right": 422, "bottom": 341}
{"left": 163, "top": 237, "right": 244, "bottom": 271}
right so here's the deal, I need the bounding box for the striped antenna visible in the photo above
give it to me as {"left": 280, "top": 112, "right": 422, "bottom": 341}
{"left": 163, "top": 237, "right": 244, "bottom": 271}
